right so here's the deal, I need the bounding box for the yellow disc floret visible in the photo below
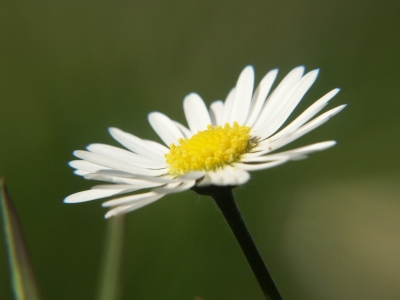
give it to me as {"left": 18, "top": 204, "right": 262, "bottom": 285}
{"left": 165, "top": 122, "right": 252, "bottom": 176}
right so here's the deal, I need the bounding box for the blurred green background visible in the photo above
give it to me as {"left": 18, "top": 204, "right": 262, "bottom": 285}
{"left": 1, "top": 1, "right": 400, "bottom": 299}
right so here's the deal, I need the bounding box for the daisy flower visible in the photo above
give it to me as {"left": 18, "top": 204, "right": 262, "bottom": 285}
{"left": 65, "top": 66, "right": 345, "bottom": 218}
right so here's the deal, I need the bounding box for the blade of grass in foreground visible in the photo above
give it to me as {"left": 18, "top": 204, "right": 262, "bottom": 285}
{"left": 96, "top": 214, "right": 125, "bottom": 300}
{"left": 0, "top": 178, "right": 41, "bottom": 300}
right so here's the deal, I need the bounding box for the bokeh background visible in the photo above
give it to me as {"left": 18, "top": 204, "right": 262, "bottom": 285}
{"left": 1, "top": 1, "right": 400, "bottom": 299}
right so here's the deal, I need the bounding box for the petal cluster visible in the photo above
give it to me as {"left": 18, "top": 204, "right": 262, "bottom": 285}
{"left": 65, "top": 66, "right": 345, "bottom": 218}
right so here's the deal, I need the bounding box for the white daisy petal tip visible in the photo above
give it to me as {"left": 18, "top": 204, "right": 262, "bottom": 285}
{"left": 104, "top": 207, "right": 124, "bottom": 219}
{"left": 308, "top": 69, "right": 320, "bottom": 81}
{"left": 306, "top": 140, "right": 338, "bottom": 150}
{"left": 241, "top": 65, "right": 255, "bottom": 77}
{"left": 64, "top": 189, "right": 123, "bottom": 204}
{"left": 330, "top": 104, "right": 347, "bottom": 117}
{"left": 183, "top": 92, "right": 203, "bottom": 108}
{"left": 147, "top": 111, "right": 184, "bottom": 146}
{"left": 108, "top": 126, "right": 119, "bottom": 135}
{"left": 104, "top": 211, "right": 114, "bottom": 219}
{"left": 292, "top": 65, "right": 305, "bottom": 75}
{"left": 183, "top": 92, "right": 211, "bottom": 132}
{"left": 267, "top": 68, "right": 279, "bottom": 79}
{"left": 230, "top": 65, "right": 255, "bottom": 124}
{"left": 86, "top": 144, "right": 96, "bottom": 151}
{"left": 108, "top": 127, "right": 124, "bottom": 142}
{"left": 320, "top": 140, "right": 337, "bottom": 149}
{"left": 324, "top": 88, "right": 341, "bottom": 102}
{"left": 72, "top": 150, "right": 80, "bottom": 157}
{"left": 73, "top": 170, "right": 87, "bottom": 176}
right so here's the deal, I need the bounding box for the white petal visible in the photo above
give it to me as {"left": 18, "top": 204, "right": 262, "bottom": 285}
{"left": 154, "top": 180, "right": 195, "bottom": 194}
{"left": 177, "top": 171, "right": 206, "bottom": 181}
{"left": 253, "top": 104, "right": 346, "bottom": 155}
{"left": 69, "top": 160, "right": 109, "bottom": 172}
{"left": 82, "top": 173, "right": 166, "bottom": 188}
{"left": 242, "top": 152, "right": 288, "bottom": 160}
{"left": 84, "top": 172, "right": 133, "bottom": 182}
{"left": 74, "top": 170, "right": 89, "bottom": 176}
{"left": 104, "top": 205, "right": 134, "bottom": 218}
{"left": 83, "top": 173, "right": 133, "bottom": 183}
{"left": 148, "top": 112, "right": 184, "bottom": 146}
{"left": 243, "top": 141, "right": 336, "bottom": 162}
{"left": 245, "top": 69, "right": 278, "bottom": 127}
{"left": 195, "top": 167, "right": 249, "bottom": 187}
{"left": 287, "top": 105, "right": 346, "bottom": 140}
{"left": 218, "top": 166, "right": 250, "bottom": 186}
{"left": 104, "top": 194, "right": 165, "bottom": 218}
{"left": 209, "top": 100, "right": 224, "bottom": 126}
{"left": 252, "top": 66, "right": 305, "bottom": 131}
{"left": 102, "top": 191, "right": 162, "bottom": 207}
{"left": 222, "top": 87, "right": 236, "bottom": 124}
{"left": 195, "top": 166, "right": 249, "bottom": 187}
{"left": 92, "top": 184, "right": 138, "bottom": 190}
{"left": 87, "top": 143, "right": 167, "bottom": 169}
{"left": 265, "top": 88, "right": 340, "bottom": 142}
{"left": 235, "top": 158, "right": 290, "bottom": 171}
{"left": 216, "top": 167, "right": 238, "bottom": 185}
{"left": 91, "top": 180, "right": 163, "bottom": 189}
{"left": 64, "top": 189, "right": 125, "bottom": 203}
{"left": 183, "top": 93, "right": 212, "bottom": 133}
{"left": 255, "top": 69, "right": 319, "bottom": 138}
{"left": 230, "top": 66, "right": 254, "bottom": 125}
{"left": 196, "top": 172, "right": 221, "bottom": 186}
{"left": 173, "top": 121, "right": 192, "bottom": 138}
{"left": 266, "top": 105, "right": 346, "bottom": 152}
{"left": 109, "top": 127, "right": 165, "bottom": 162}
{"left": 232, "top": 168, "right": 251, "bottom": 185}
{"left": 288, "top": 140, "right": 336, "bottom": 154}
{"left": 73, "top": 150, "right": 168, "bottom": 176}
{"left": 92, "top": 169, "right": 177, "bottom": 183}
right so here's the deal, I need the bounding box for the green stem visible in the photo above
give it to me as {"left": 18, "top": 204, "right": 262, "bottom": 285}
{"left": 192, "top": 186, "right": 282, "bottom": 300}
{"left": 96, "top": 215, "right": 125, "bottom": 300}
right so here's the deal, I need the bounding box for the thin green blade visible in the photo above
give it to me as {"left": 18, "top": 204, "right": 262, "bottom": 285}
{"left": 96, "top": 215, "right": 125, "bottom": 300}
{"left": 1, "top": 178, "right": 41, "bottom": 300}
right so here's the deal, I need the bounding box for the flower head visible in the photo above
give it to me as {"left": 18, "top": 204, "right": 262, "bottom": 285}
{"left": 65, "top": 66, "right": 345, "bottom": 218}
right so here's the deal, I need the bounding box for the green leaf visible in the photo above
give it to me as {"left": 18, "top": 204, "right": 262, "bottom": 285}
{"left": 1, "top": 178, "right": 41, "bottom": 300}
{"left": 96, "top": 215, "right": 125, "bottom": 300}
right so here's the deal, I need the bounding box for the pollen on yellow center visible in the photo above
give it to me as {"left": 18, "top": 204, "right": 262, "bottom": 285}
{"left": 165, "top": 122, "right": 252, "bottom": 176}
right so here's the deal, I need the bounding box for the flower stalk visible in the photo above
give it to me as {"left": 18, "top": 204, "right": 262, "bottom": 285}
{"left": 192, "top": 186, "right": 282, "bottom": 300}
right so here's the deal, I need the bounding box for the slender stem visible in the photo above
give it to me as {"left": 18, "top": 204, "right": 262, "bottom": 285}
{"left": 96, "top": 215, "right": 125, "bottom": 300}
{"left": 192, "top": 186, "right": 282, "bottom": 300}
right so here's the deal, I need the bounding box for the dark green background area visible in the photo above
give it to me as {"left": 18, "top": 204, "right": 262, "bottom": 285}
{"left": 1, "top": 1, "right": 400, "bottom": 299}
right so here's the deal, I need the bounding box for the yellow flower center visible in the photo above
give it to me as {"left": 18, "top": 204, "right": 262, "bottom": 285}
{"left": 165, "top": 122, "right": 252, "bottom": 176}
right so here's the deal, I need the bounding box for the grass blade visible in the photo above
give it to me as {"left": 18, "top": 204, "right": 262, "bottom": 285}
{"left": 0, "top": 178, "right": 41, "bottom": 300}
{"left": 96, "top": 215, "right": 125, "bottom": 300}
